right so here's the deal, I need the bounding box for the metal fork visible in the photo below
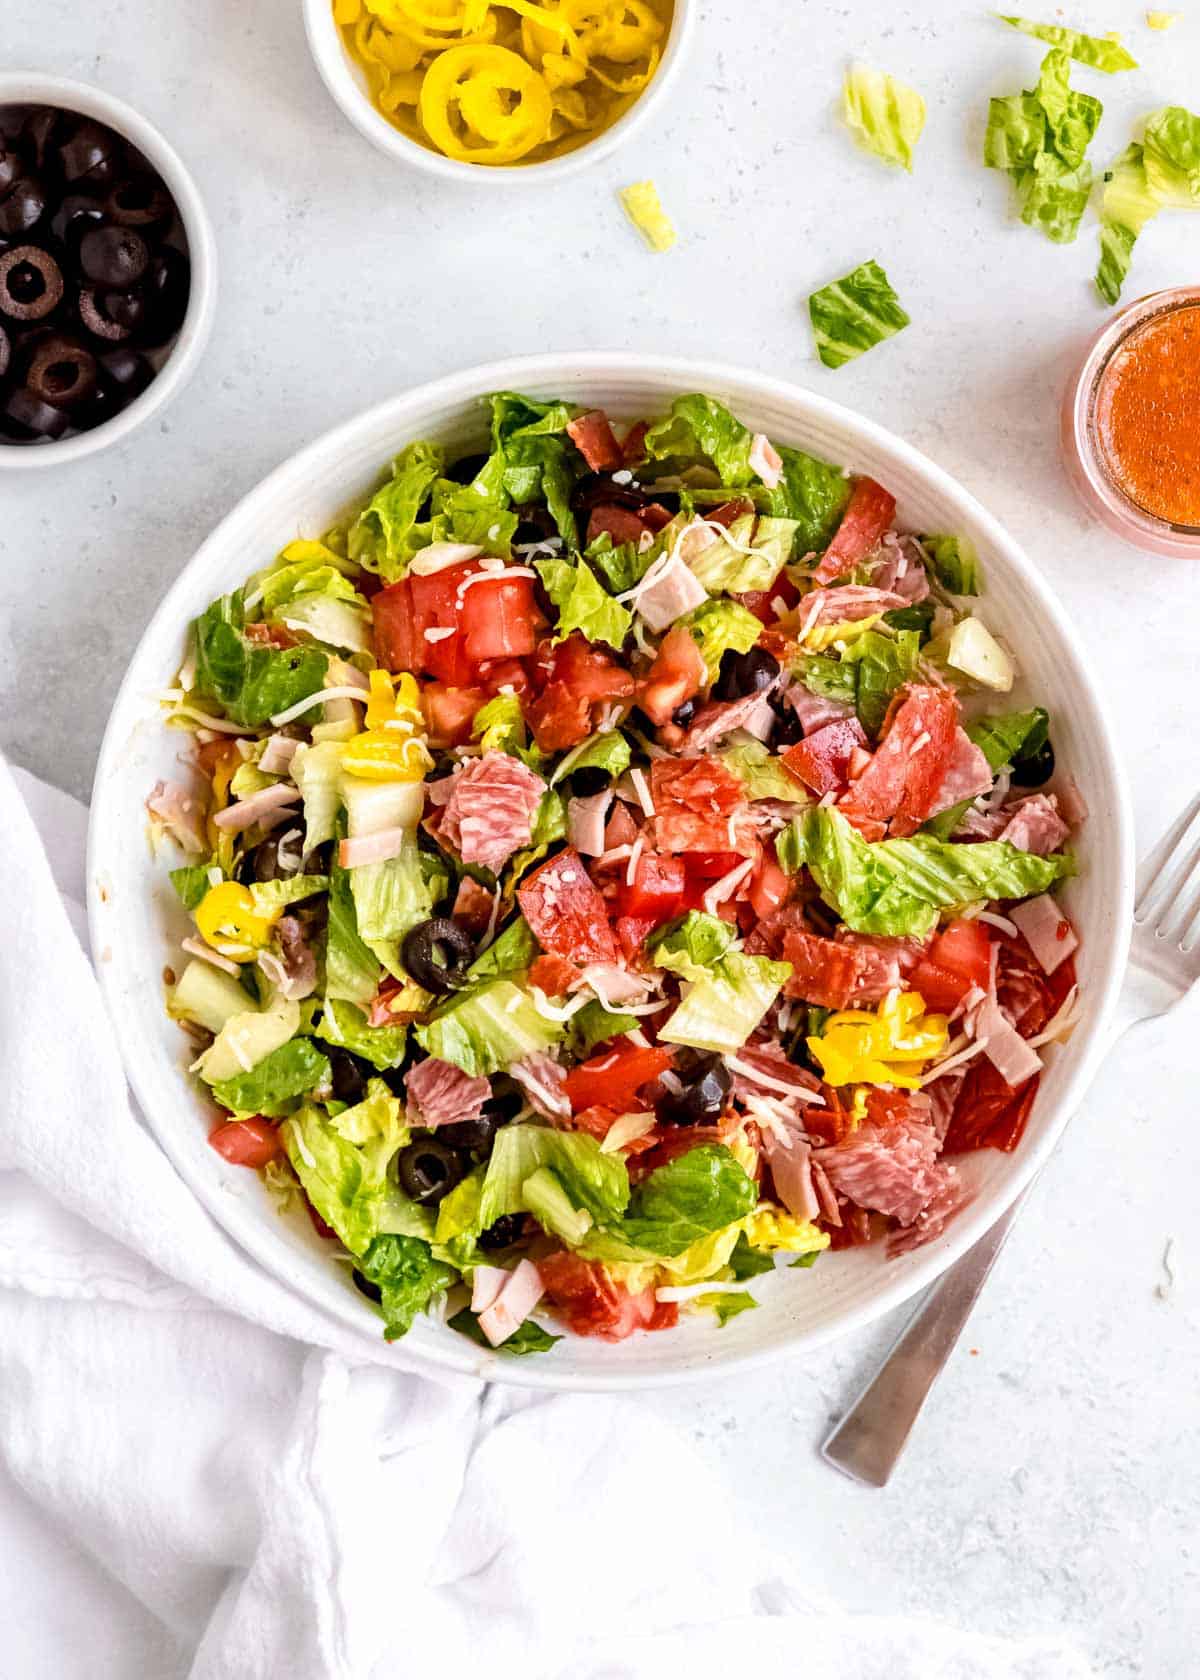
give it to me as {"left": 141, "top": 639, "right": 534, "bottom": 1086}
{"left": 821, "top": 794, "right": 1200, "bottom": 1488}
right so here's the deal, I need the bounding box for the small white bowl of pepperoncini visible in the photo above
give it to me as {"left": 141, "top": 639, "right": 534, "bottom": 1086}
{"left": 302, "top": 0, "right": 694, "bottom": 181}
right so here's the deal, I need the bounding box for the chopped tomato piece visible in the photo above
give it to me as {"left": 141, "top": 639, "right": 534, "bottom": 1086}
{"left": 571, "top": 1104, "right": 623, "bottom": 1140}
{"left": 528, "top": 633, "right": 635, "bottom": 753}
{"left": 374, "top": 564, "right": 477, "bottom": 681}
{"left": 459, "top": 574, "right": 543, "bottom": 663}
{"left": 421, "top": 683, "right": 487, "bottom": 748}
{"left": 527, "top": 683, "right": 589, "bottom": 753}
{"left": 563, "top": 1044, "right": 674, "bottom": 1115}
{"left": 371, "top": 577, "right": 421, "bottom": 674}
{"left": 813, "top": 477, "right": 897, "bottom": 584}
{"left": 838, "top": 684, "right": 959, "bottom": 839}
{"left": 911, "top": 917, "right": 992, "bottom": 1011}
{"left": 616, "top": 850, "right": 686, "bottom": 923}
{"left": 518, "top": 846, "right": 619, "bottom": 966}
{"left": 637, "top": 625, "right": 707, "bottom": 727}
{"left": 567, "top": 410, "right": 623, "bottom": 473}
{"left": 621, "top": 420, "right": 649, "bottom": 466}
{"left": 706, "top": 496, "right": 756, "bottom": 527}
{"left": 528, "top": 953, "right": 580, "bottom": 997}
{"left": 539, "top": 1252, "right": 678, "bottom": 1339}
{"left": 747, "top": 854, "right": 790, "bottom": 922}
{"left": 783, "top": 716, "right": 869, "bottom": 796}
{"left": 738, "top": 572, "right": 802, "bottom": 625}
{"left": 476, "top": 657, "right": 532, "bottom": 696}
{"left": 615, "top": 914, "right": 659, "bottom": 959}
{"left": 208, "top": 1117, "right": 279, "bottom": 1168}
{"left": 304, "top": 1197, "right": 338, "bottom": 1240}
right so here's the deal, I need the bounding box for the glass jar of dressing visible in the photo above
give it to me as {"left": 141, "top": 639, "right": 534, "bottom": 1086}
{"left": 1062, "top": 286, "right": 1200, "bottom": 558}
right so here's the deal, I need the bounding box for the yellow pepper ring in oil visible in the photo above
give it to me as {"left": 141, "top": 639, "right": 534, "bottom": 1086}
{"left": 418, "top": 44, "right": 554, "bottom": 164}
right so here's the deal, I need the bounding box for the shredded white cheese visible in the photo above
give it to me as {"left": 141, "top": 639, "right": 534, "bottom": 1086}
{"left": 703, "top": 856, "right": 755, "bottom": 912}
{"left": 629, "top": 767, "right": 655, "bottom": 817}
{"left": 269, "top": 685, "right": 366, "bottom": 728}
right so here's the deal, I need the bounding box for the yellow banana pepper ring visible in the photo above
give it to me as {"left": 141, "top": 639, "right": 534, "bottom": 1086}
{"left": 354, "top": 14, "right": 426, "bottom": 72}
{"left": 588, "top": 44, "right": 659, "bottom": 93}
{"left": 195, "top": 882, "right": 275, "bottom": 951}
{"left": 341, "top": 729, "right": 432, "bottom": 781}
{"left": 418, "top": 44, "right": 554, "bottom": 163}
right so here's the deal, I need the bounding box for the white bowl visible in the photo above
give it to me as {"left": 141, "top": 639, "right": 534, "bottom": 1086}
{"left": 0, "top": 73, "right": 217, "bottom": 471}
{"left": 87, "top": 352, "right": 1134, "bottom": 1390}
{"left": 302, "top": 0, "right": 696, "bottom": 185}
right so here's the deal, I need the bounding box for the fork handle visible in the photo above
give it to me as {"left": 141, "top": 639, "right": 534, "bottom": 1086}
{"left": 821, "top": 1191, "right": 1027, "bottom": 1487}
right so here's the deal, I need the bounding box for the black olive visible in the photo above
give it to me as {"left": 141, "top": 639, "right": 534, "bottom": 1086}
{"left": 97, "top": 286, "right": 147, "bottom": 334}
{"left": 0, "top": 322, "right": 9, "bottom": 379}
{"left": 50, "top": 192, "right": 107, "bottom": 254}
{"left": 657, "top": 1051, "right": 732, "bottom": 1127}
{"left": 0, "top": 245, "right": 63, "bottom": 321}
{"left": 570, "top": 471, "right": 646, "bottom": 516}
{"left": 23, "top": 108, "right": 62, "bottom": 171}
{"left": 478, "top": 1213, "right": 528, "bottom": 1252}
{"left": 512, "top": 501, "right": 560, "bottom": 546}
{"left": 0, "top": 147, "right": 23, "bottom": 196}
{"left": 329, "top": 1048, "right": 370, "bottom": 1105}
{"left": 444, "top": 450, "right": 490, "bottom": 485}
{"left": 715, "top": 645, "right": 780, "bottom": 702}
{"left": 58, "top": 118, "right": 123, "bottom": 187}
{"left": 300, "top": 839, "right": 333, "bottom": 876}
{"left": 137, "top": 245, "right": 190, "bottom": 346}
{"left": 768, "top": 695, "right": 805, "bottom": 748}
{"left": 23, "top": 331, "right": 97, "bottom": 407}
{"left": 351, "top": 1269, "right": 382, "bottom": 1303}
{"left": 401, "top": 917, "right": 475, "bottom": 994}
{"left": 438, "top": 1111, "right": 499, "bottom": 1154}
{"left": 103, "top": 175, "right": 173, "bottom": 236}
{"left": 2, "top": 383, "right": 71, "bottom": 438}
{"left": 671, "top": 698, "right": 698, "bottom": 729}
{"left": 248, "top": 836, "right": 284, "bottom": 882}
{"left": 79, "top": 224, "right": 149, "bottom": 287}
{"left": 1011, "top": 738, "right": 1055, "bottom": 789}
{"left": 97, "top": 345, "right": 153, "bottom": 399}
{"left": 568, "top": 764, "right": 611, "bottom": 798}
{"left": 397, "top": 1138, "right": 466, "bottom": 1205}
{"left": 0, "top": 178, "right": 48, "bottom": 239}
{"left": 77, "top": 285, "right": 132, "bottom": 342}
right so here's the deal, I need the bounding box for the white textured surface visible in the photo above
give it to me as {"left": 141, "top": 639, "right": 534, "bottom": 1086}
{"left": 2, "top": 0, "right": 1198, "bottom": 1674}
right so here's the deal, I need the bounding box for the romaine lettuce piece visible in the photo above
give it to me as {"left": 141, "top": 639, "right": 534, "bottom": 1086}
{"left": 840, "top": 627, "right": 921, "bottom": 735}
{"left": 290, "top": 739, "right": 345, "bottom": 854}
{"left": 277, "top": 594, "right": 371, "bottom": 654}
{"left": 354, "top": 1233, "right": 456, "bottom": 1340}
{"left": 783, "top": 805, "right": 1074, "bottom": 936}
{"left": 1032, "top": 49, "right": 1102, "bottom": 169}
{"left": 503, "top": 434, "right": 578, "bottom": 546}
{"left": 1016, "top": 151, "right": 1093, "bottom": 243}
{"left": 924, "top": 707, "right": 1049, "bottom": 839}
{"left": 478, "top": 1124, "right": 630, "bottom": 1230}
{"left": 687, "top": 515, "right": 795, "bottom": 594}
{"left": 985, "top": 50, "right": 1099, "bottom": 245}
{"left": 209, "top": 1036, "right": 330, "bottom": 1117}
{"left": 315, "top": 997, "right": 407, "bottom": 1070}
{"left": 1096, "top": 143, "right": 1159, "bottom": 304}
{"left": 490, "top": 391, "right": 575, "bottom": 448}
{"left": 283, "top": 1090, "right": 407, "bottom": 1257}
{"left": 196, "top": 996, "right": 302, "bottom": 1084}
{"left": 472, "top": 692, "right": 527, "bottom": 757}
{"left": 584, "top": 531, "right": 648, "bottom": 595}
{"left": 842, "top": 64, "right": 926, "bottom": 171}
{"left": 248, "top": 874, "right": 328, "bottom": 919}
{"left": 722, "top": 738, "right": 807, "bottom": 803}
{"left": 808, "top": 260, "right": 911, "bottom": 369}
{"left": 565, "top": 999, "right": 639, "bottom": 1057}
{"left": 761, "top": 446, "right": 852, "bottom": 552}
{"left": 984, "top": 90, "right": 1047, "bottom": 173}
{"left": 448, "top": 1308, "right": 562, "bottom": 1356}
{"left": 793, "top": 651, "right": 859, "bottom": 707}
{"left": 170, "top": 863, "right": 216, "bottom": 911}
{"left": 647, "top": 911, "right": 736, "bottom": 982}
{"left": 644, "top": 393, "right": 756, "bottom": 486}
{"left": 348, "top": 441, "right": 445, "bottom": 581}
{"left": 536, "top": 556, "right": 632, "bottom": 650}
{"left": 549, "top": 729, "right": 631, "bottom": 787}
{"left": 414, "top": 980, "right": 562, "bottom": 1077}
{"left": 467, "top": 916, "right": 538, "bottom": 980}
{"left": 325, "top": 853, "right": 381, "bottom": 1008}
{"left": 923, "top": 533, "right": 981, "bottom": 595}
{"left": 682, "top": 598, "right": 763, "bottom": 683}
{"left": 192, "top": 591, "right": 328, "bottom": 728}
{"left": 1142, "top": 105, "right": 1200, "bottom": 208}
{"left": 618, "top": 1146, "right": 758, "bottom": 1258}
{"left": 998, "top": 15, "right": 1138, "bottom": 73}
{"left": 349, "top": 830, "right": 432, "bottom": 945}
{"left": 659, "top": 953, "right": 791, "bottom": 1054}
{"left": 521, "top": 1166, "right": 594, "bottom": 1247}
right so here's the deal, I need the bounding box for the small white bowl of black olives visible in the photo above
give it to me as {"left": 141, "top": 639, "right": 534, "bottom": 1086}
{"left": 0, "top": 74, "right": 216, "bottom": 468}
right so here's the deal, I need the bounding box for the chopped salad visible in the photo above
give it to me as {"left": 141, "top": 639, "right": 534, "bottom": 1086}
{"left": 149, "top": 390, "right": 1083, "bottom": 1355}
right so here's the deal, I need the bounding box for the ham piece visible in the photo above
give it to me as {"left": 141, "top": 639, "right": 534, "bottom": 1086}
{"left": 478, "top": 1259, "right": 545, "bottom": 1348}
{"left": 440, "top": 750, "right": 546, "bottom": 874}
{"left": 404, "top": 1057, "right": 491, "bottom": 1129}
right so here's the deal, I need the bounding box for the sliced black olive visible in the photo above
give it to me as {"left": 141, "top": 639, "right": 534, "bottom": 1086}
{"left": 671, "top": 697, "right": 698, "bottom": 730}
{"left": 329, "top": 1048, "right": 370, "bottom": 1105}
{"left": 22, "top": 108, "right": 61, "bottom": 171}
{"left": 768, "top": 695, "right": 805, "bottom": 748}
{"left": 23, "top": 331, "right": 97, "bottom": 407}
{"left": 570, "top": 471, "right": 646, "bottom": 516}
{"left": 715, "top": 645, "right": 780, "bottom": 702}
{"left": 300, "top": 839, "right": 333, "bottom": 876}
{"left": 512, "top": 501, "right": 560, "bottom": 545}
{"left": 657, "top": 1051, "right": 732, "bottom": 1127}
{"left": 351, "top": 1269, "right": 382, "bottom": 1303}
{"left": 1011, "top": 738, "right": 1055, "bottom": 789}
{"left": 0, "top": 245, "right": 63, "bottom": 321}
{"left": 444, "top": 450, "right": 490, "bottom": 485}
{"left": 59, "top": 118, "right": 123, "bottom": 187}
{"left": 79, "top": 224, "right": 149, "bottom": 287}
{"left": 438, "top": 1111, "right": 499, "bottom": 1154}
{"left": 0, "top": 147, "right": 23, "bottom": 196}
{"left": 97, "top": 345, "right": 153, "bottom": 399}
{"left": 401, "top": 917, "right": 475, "bottom": 994}
{"left": 0, "top": 322, "right": 9, "bottom": 379}
{"left": 0, "top": 177, "right": 48, "bottom": 238}
{"left": 568, "top": 764, "right": 611, "bottom": 798}
{"left": 397, "top": 1138, "right": 466, "bottom": 1205}
{"left": 103, "top": 175, "right": 173, "bottom": 236}
{"left": 97, "top": 286, "right": 147, "bottom": 334}
{"left": 478, "top": 1212, "right": 528, "bottom": 1252}
{"left": 50, "top": 192, "right": 108, "bottom": 254}
{"left": 137, "top": 245, "right": 190, "bottom": 346}
{"left": 2, "top": 383, "right": 71, "bottom": 438}
{"left": 77, "top": 285, "right": 132, "bottom": 342}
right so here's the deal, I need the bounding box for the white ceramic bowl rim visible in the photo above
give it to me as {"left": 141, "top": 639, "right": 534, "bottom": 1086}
{"left": 301, "top": 0, "right": 696, "bottom": 185}
{"left": 0, "top": 71, "right": 217, "bottom": 470}
{"left": 88, "top": 351, "right": 1134, "bottom": 1390}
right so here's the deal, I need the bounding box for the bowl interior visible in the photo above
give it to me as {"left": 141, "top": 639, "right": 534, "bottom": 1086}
{"left": 303, "top": 0, "right": 693, "bottom": 184}
{"left": 88, "top": 354, "right": 1132, "bottom": 1389}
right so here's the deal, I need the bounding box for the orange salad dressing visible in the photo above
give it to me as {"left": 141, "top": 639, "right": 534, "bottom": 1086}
{"left": 1095, "top": 303, "right": 1200, "bottom": 528}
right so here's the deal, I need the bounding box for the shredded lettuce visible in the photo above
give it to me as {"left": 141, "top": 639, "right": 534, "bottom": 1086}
{"left": 647, "top": 911, "right": 736, "bottom": 981}
{"left": 349, "top": 831, "right": 432, "bottom": 952}
{"left": 448, "top": 1308, "right": 562, "bottom": 1355}
{"left": 644, "top": 394, "right": 757, "bottom": 487}
{"left": 761, "top": 447, "right": 852, "bottom": 552}
{"left": 681, "top": 598, "right": 763, "bottom": 684}
{"left": 467, "top": 916, "right": 538, "bottom": 980}
{"left": 842, "top": 64, "right": 926, "bottom": 171}
{"left": 1096, "top": 142, "right": 1158, "bottom": 304}
{"left": 584, "top": 531, "right": 648, "bottom": 595}
{"left": 325, "top": 851, "right": 381, "bottom": 1007}
{"left": 808, "top": 260, "right": 911, "bottom": 369}
{"left": 536, "top": 556, "right": 632, "bottom": 650}
{"left": 565, "top": 999, "right": 639, "bottom": 1057}
{"left": 687, "top": 514, "right": 797, "bottom": 594}
{"left": 208, "top": 1036, "right": 330, "bottom": 1117}
{"left": 782, "top": 805, "right": 1074, "bottom": 937}
{"left": 283, "top": 1087, "right": 408, "bottom": 1256}
{"left": 348, "top": 441, "right": 445, "bottom": 581}
{"left": 315, "top": 997, "right": 407, "bottom": 1070}
{"left": 659, "top": 952, "right": 792, "bottom": 1054}
{"left": 355, "top": 1233, "right": 456, "bottom": 1340}
{"left": 923, "top": 534, "right": 981, "bottom": 595}
{"left": 479, "top": 1124, "right": 630, "bottom": 1230}
{"left": 192, "top": 591, "right": 328, "bottom": 728}
{"left": 984, "top": 50, "right": 1100, "bottom": 245}
{"left": 841, "top": 627, "right": 922, "bottom": 735}
{"left": 722, "top": 738, "right": 807, "bottom": 803}
{"left": 617, "top": 1146, "right": 758, "bottom": 1257}
{"left": 998, "top": 15, "right": 1138, "bottom": 73}
{"left": 1143, "top": 105, "right": 1200, "bottom": 207}
{"left": 472, "top": 693, "right": 527, "bottom": 757}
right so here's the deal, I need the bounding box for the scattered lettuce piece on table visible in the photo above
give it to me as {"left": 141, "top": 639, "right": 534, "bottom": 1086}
{"left": 619, "top": 180, "right": 676, "bottom": 251}
{"left": 780, "top": 806, "right": 1074, "bottom": 937}
{"left": 997, "top": 15, "right": 1138, "bottom": 73}
{"left": 842, "top": 64, "right": 926, "bottom": 171}
{"left": 808, "top": 260, "right": 911, "bottom": 369}
{"left": 1142, "top": 104, "right": 1200, "bottom": 208}
{"left": 1096, "top": 142, "right": 1159, "bottom": 304}
{"left": 984, "top": 49, "right": 1101, "bottom": 245}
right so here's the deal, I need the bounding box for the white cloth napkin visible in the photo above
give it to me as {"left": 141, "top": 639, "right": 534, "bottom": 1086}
{"left": 0, "top": 756, "right": 1097, "bottom": 1680}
